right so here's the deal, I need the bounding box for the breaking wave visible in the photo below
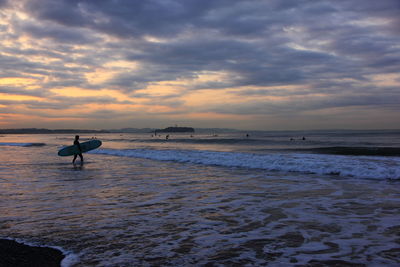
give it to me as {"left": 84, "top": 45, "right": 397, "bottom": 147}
{"left": 296, "top": 146, "right": 400, "bottom": 156}
{"left": 91, "top": 148, "right": 400, "bottom": 180}
{"left": 0, "top": 142, "right": 46, "bottom": 147}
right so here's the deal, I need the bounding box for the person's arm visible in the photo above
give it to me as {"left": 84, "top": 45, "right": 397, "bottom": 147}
{"left": 77, "top": 142, "right": 82, "bottom": 152}
{"left": 74, "top": 140, "right": 82, "bottom": 152}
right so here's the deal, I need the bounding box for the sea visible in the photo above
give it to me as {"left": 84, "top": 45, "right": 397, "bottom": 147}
{"left": 0, "top": 130, "right": 399, "bottom": 266}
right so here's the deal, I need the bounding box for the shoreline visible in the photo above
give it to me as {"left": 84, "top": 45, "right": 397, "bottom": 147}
{"left": 0, "top": 239, "right": 65, "bottom": 267}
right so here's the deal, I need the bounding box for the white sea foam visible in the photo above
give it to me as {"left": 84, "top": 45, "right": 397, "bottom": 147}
{"left": 91, "top": 148, "right": 400, "bottom": 180}
{"left": 61, "top": 251, "right": 80, "bottom": 267}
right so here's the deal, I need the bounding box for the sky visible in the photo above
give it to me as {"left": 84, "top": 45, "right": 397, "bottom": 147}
{"left": 0, "top": 0, "right": 399, "bottom": 130}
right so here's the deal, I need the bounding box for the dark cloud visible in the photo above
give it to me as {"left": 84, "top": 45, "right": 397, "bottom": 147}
{"left": 0, "top": 95, "right": 133, "bottom": 113}
{"left": 231, "top": 87, "right": 312, "bottom": 97}
{"left": 0, "top": 49, "right": 91, "bottom": 89}
{"left": 24, "top": 0, "right": 88, "bottom": 27}
{"left": 0, "top": 86, "right": 46, "bottom": 97}
{"left": 0, "top": 54, "right": 48, "bottom": 76}
{"left": 0, "top": 0, "right": 8, "bottom": 7}
{"left": 24, "top": 0, "right": 243, "bottom": 38}
{"left": 206, "top": 91, "right": 400, "bottom": 116}
{"left": 20, "top": 21, "right": 98, "bottom": 44}
{"left": 51, "top": 95, "right": 134, "bottom": 105}
{"left": 121, "top": 38, "right": 344, "bottom": 90}
{"left": 14, "top": 0, "right": 400, "bottom": 91}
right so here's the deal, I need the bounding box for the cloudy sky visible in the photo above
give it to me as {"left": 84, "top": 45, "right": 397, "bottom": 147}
{"left": 0, "top": 0, "right": 399, "bottom": 130}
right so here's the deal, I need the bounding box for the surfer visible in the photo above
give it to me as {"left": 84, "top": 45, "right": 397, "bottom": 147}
{"left": 72, "top": 135, "right": 83, "bottom": 164}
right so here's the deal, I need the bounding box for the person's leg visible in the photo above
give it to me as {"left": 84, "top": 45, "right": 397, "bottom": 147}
{"left": 73, "top": 154, "right": 77, "bottom": 163}
{"left": 79, "top": 153, "right": 83, "bottom": 163}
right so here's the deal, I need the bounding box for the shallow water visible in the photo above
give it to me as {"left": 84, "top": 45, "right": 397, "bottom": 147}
{"left": 0, "top": 133, "right": 399, "bottom": 266}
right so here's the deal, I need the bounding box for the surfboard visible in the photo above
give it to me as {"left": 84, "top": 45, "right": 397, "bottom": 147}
{"left": 58, "top": 140, "right": 102, "bottom": 156}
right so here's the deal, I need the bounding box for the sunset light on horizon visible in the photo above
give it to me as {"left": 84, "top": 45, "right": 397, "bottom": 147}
{"left": 0, "top": 0, "right": 399, "bottom": 130}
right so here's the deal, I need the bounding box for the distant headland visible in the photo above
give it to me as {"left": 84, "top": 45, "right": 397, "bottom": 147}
{"left": 154, "top": 126, "right": 195, "bottom": 134}
{"left": 0, "top": 128, "right": 109, "bottom": 134}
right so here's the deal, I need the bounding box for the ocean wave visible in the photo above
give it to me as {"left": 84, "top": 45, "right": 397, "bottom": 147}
{"left": 0, "top": 142, "right": 46, "bottom": 147}
{"left": 98, "top": 137, "right": 400, "bottom": 150}
{"left": 102, "top": 137, "right": 264, "bottom": 145}
{"left": 297, "top": 146, "right": 400, "bottom": 156}
{"left": 91, "top": 148, "right": 400, "bottom": 180}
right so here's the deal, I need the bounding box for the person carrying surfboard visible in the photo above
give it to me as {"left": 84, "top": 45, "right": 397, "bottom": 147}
{"left": 72, "top": 135, "right": 83, "bottom": 164}
{"left": 58, "top": 137, "right": 101, "bottom": 159}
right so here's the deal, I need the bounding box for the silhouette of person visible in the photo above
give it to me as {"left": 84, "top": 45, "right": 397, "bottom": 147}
{"left": 72, "top": 135, "right": 83, "bottom": 164}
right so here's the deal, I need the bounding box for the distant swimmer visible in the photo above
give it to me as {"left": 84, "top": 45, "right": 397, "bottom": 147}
{"left": 166, "top": 135, "right": 169, "bottom": 140}
{"left": 246, "top": 134, "right": 249, "bottom": 138}
{"left": 72, "top": 135, "right": 83, "bottom": 164}
{"left": 302, "top": 136, "right": 306, "bottom": 140}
